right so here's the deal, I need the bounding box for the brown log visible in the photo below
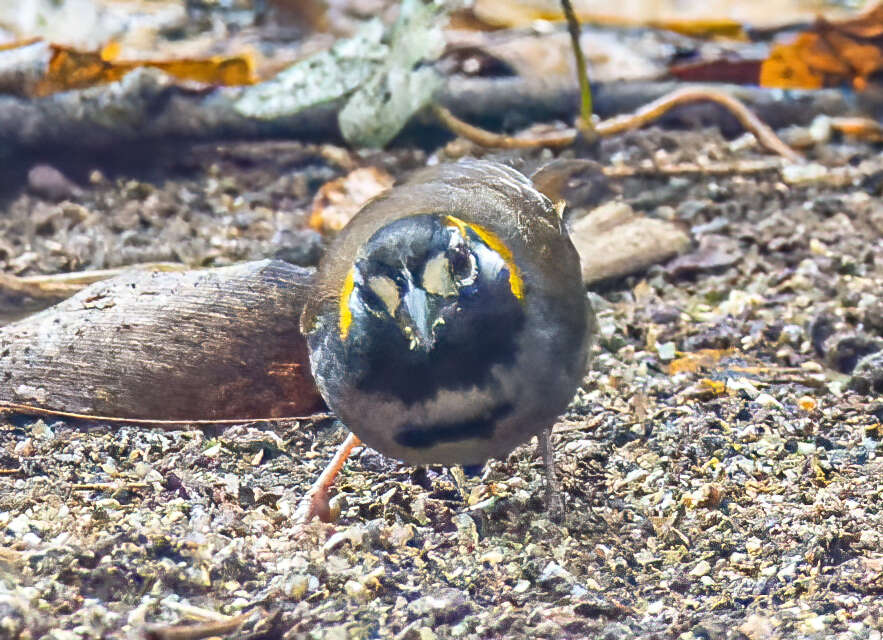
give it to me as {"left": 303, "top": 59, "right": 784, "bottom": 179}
{"left": 0, "top": 260, "right": 322, "bottom": 420}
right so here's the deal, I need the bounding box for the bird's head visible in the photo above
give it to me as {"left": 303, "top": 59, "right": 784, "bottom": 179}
{"left": 337, "top": 213, "right": 524, "bottom": 355}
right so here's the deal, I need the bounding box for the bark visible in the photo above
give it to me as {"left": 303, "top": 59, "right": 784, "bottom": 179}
{"left": 0, "top": 259, "right": 322, "bottom": 420}
{"left": 0, "top": 66, "right": 874, "bottom": 156}
{"left": 570, "top": 201, "right": 690, "bottom": 284}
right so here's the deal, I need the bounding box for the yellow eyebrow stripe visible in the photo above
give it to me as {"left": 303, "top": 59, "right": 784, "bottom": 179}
{"left": 339, "top": 268, "right": 355, "bottom": 340}
{"left": 445, "top": 216, "right": 524, "bottom": 300}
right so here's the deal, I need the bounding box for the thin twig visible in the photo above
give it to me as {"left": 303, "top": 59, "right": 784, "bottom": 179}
{"left": 432, "top": 88, "right": 801, "bottom": 162}
{"left": 602, "top": 158, "right": 785, "bottom": 177}
{"left": 431, "top": 104, "right": 576, "bottom": 149}
{"left": 595, "top": 86, "right": 802, "bottom": 162}
{"left": 143, "top": 612, "right": 252, "bottom": 640}
{"left": 0, "top": 400, "right": 332, "bottom": 428}
{"left": 71, "top": 482, "right": 149, "bottom": 491}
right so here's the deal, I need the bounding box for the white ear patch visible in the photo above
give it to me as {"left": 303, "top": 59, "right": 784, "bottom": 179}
{"left": 421, "top": 253, "right": 456, "bottom": 297}
{"left": 368, "top": 276, "right": 400, "bottom": 315}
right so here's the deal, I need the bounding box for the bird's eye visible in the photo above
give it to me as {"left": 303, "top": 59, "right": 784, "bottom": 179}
{"left": 448, "top": 244, "right": 476, "bottom": 285}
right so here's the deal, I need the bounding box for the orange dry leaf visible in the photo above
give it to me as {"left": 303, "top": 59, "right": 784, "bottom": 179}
{"left": 650, "top": 19, "right": 745, "bottom": 40}
{"left": 761, "top": 3, "right": 883, "bottom": 90}
{"left": 699, "top": 378, "right": 727, "bottom": 396}
{"left": 471, "top": 1, "right": 746, "bottom": 38}
{"left": 34, "top": 46, "right": 130, "bottom": 96}
{"left": 797, "top": 395, "right": 817, "bottom": 411}
{"left": 31, "top": 42, "right": 257, "bottom": 97}
{"left": 830, "top": 116, "right": 883, "bottom": 141}
{"left": 667, "top": 348, "right": 734, "bottom": 375}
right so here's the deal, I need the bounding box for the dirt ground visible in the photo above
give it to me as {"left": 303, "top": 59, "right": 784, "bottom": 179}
{"left": 1, "top": 122, "right": 882, "bottom": 640}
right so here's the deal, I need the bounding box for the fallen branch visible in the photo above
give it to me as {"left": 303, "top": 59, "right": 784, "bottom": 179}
{"left": 0, "top": 65, "right": 867, "bottom": 154}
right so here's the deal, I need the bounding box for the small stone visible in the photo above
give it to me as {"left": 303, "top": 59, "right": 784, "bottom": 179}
{"left": 796, "top": 442, "right": 817, "bottom": 456}
{"left": 408, "top": 588, "right": 470, "bottom": 625}
{"left": 808, "top": 115, "right": 832, "bottom": 143}
{"left": 739, "top": 615, "right": 775, "bottom": 640}
{"left": 745, "top": 538, "right": 763, "bottom": 554}
{"left": 799, "top": 615, "right": 827, "bottom": 633}
{"left": 689, "top": 560, "right": 711, "bottom": 578}
{"left": 7, "top": 513, "right": 30, "bottom": 536}
{"left": 454, "top": 513, "right": 478, "bottom": 545}
{"left": 30, "top": 419, "right": 54, "bottom": 439}
{"left": 646, "top": 599, "right": 664, "bottom": 615}
{"left": 656, "top": 342, "right": 676, "bottom": 361}
{"left": 344, "top": 579, "right": 368, "bottom": 599}
{"left": 21, "top": 531, "right": 41, "bottom": 547}
{"left": 479, "top": 548, "right": 505, "bottom": 565}
{"left": 27, "top": 164, "right": 83, "bottom": 201}
{"left": 513, "top": 580, "right": 530, "bottom": 593}
{"left": 540, "top": 561, "right": 574, "bottom": 583}
{"left": 754, "top": 393, "right": 782, "bottom": 408}
{"left": 782, "top": 162, "right": 828, "bottom": 185}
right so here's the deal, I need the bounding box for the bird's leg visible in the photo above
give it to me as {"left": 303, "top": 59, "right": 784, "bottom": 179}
{"left": 294, "top": 432, "right": 362, "bottom": 524}
{"left": 539, "top": 427, "right": 565, "bottom": 522}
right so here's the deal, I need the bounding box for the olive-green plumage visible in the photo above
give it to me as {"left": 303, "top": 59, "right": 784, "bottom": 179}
{"left": 302, "top": 159, "right": 593, "bottom": 465}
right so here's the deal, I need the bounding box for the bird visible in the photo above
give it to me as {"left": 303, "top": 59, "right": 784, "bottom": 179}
{"left": 297, "top": 159, "right": 593, "bottom": 519}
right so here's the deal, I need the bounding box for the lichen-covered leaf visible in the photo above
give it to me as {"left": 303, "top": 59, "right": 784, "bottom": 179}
{"left": 338, "top": 0, "right": 447, "bottom": 147}
{"left": 234, "top": 19, "right": 387, "bottom": 119}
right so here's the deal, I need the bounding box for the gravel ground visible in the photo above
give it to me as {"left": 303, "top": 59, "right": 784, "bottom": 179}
{"left": 1, "top": 124, "right": 882, "bottom": 640}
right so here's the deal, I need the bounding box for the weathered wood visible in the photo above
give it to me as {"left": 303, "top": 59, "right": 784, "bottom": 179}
{"left": 0, "top": 64, "right": 873, "bottom": 157}
{"left": 0, "top": 260, "right": 322, "bottom": 419}
{"left": 570, "top": 201, "right": 690, "bottom": 284}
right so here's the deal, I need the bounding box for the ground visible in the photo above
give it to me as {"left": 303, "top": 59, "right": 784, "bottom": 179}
{"left": 0, "top": 124, "right": 882, "bottom": 639}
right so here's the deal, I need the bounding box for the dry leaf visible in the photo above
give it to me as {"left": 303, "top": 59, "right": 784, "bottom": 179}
{"left": 29, "top": 42, "right": 256, "bottom": 97}
{"left": 309, "top": 167, "right": 395, "bottom": 233}
{"left": 471, "top": 0, "right": 856, "bottom": 33}
{"left": 667, "top": 349, "right": 734, "bottom": 375}
{"left": 761, "top": 4, "right": 883, "bottom": 90}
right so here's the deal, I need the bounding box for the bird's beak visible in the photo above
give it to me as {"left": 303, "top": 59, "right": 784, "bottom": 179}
{"left": 400, "top": 285, "right": 437, "bottom": 351}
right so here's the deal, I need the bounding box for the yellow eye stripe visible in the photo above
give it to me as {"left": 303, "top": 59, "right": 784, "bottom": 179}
{"left": 339, "top": 268, "right": 355, "bottom": 340}
{"left": 445, "top": 215, "right": 524, "bottom": 300}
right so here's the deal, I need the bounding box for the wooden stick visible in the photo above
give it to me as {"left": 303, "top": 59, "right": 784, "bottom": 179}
{"left": 0, "top": 400, "right": 331, "bottom": 429}
{"left": 433, "top": 87, "right": 801, "bottom": 162}
{"left": 431, "top": 104, "right": 576, "bottom": 149}
{"left": 595, "top": 86, "right": 803, "bottom": 162}
{"left": 143, "top": 612, "right": 252, "bottom": 640}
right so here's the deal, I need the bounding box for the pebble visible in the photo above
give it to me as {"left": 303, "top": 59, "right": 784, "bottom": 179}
{"left": 7, "top": 513, "right": 31, "bottom": 536}
{"left": 689, "top": 560, "right": 711, "bottom": 578}
{"left": 27, "top": 164, "right": 84, "bottom": 201}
